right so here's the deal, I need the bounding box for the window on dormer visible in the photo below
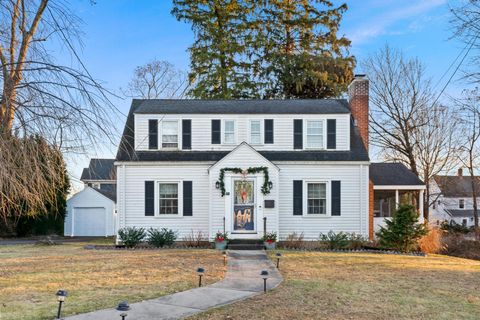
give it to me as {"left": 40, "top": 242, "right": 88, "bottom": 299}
{"left": 162, "top": 121, "right": 178, "bottom": 148}
{"left": 224, "top": 120, "right": 235, "bottom": 144}
{"left": 306, "top": 120, "right": 324, "bottom": 149}
{"left": 250, "top": 120, "right": 261, "bottom": 144}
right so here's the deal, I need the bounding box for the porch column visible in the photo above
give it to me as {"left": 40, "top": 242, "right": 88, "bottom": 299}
{"left": 395, "top": 189, "right": 399, "bottom": 209}
{"left": 419, "top": 189, "right": 424, "bottom": 221}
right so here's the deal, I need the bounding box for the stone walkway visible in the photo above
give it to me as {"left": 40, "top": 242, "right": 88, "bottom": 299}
{"left": 66, "top": 250, "right": 282, "bottom": 320}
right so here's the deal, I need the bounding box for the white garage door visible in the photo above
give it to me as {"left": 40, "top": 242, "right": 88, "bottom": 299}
{"left": 73, "top": 207, "right": 106, "bottom": 236}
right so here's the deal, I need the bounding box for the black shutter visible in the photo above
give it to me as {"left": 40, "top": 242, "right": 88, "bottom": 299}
{"left": 293, "top": 119, "right": 303, "bottom": 149}
{"left": 182, "top": 119, "right": 192, "bottom": 150}
{"left": 331, "top": 181, "right": 341, "bottom": 216}
{"left": 264, "top": 119, "right": 274, "bottom": 144}
{"left": 183, "top": 181, "right": 193, "bottom": 216}
{"left": 148, "top": 120, "right": 158, "bottom": 149}
{"left": 211, "top": 120, "right": 221, "bottom": 144}
{"left": 327, "top": 119, "right": 336, "bottom": 149}
{"left": 293, "top": 180, "right": 303, "bottom": 215}
{"left": 145, "top": 181, "right": 155, "bottom": 216}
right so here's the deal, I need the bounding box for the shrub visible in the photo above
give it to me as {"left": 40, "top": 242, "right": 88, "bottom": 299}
{"left": 347, "top": 233, "right": 368, "bottom": 250}
{"left": 183, "top": 230, "right": 208, "bottom": 247}
{"left": 319, "top": 231, "right": 349, "bottom": 249}
{"left": 441, "top": 221, "right": 471, "bottom": 234}
{"left": 118, "top": 227, "right": 146, "bottom": 248}
{"left": 418, "top": 227, "right": 445, "bottom": 254}
{"left": 262, "top": 232, "right": 277, "bottom": 243}
{"left": 442, "top": 234, "right": 480, "bottom": 260}
{"left": 147, "top": 228, "right": 177, "bottom": 248}
{"left": 282, "top": 232, "right": 305, "bottom": 249}
{"left": 376, "top": 204, "right": 428, "bottom": 252}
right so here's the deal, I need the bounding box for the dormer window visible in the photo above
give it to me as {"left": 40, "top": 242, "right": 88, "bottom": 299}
{"left": 162, "top": 121, "right": 178, "bottom": 148}
{"left": 306, "top": 120, "right": 324, "bottom": 149}
{"left": 224, "top": 120, "right": 235, "bottom": 144}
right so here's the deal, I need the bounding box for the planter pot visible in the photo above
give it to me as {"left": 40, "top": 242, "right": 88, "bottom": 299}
{"left": 264, "top": 241, "right": 276, "bottom": 250}
{"left": 215, "top": 241, "right": 227, "bottom": 250}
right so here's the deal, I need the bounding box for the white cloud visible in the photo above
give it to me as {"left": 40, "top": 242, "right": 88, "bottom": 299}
{"left": 347, "top": 0, "right": 447, "bottom": 44}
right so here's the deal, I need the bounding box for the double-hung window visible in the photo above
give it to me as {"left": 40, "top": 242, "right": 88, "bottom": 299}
{"left": 307, "top": 183, "right": 326, "bottom": 214}
{"left": 306, "top": 120, "right": 324, "bottom": 149}
{"left": 159, "top": 183, "right": 178, "bottom": 214}
{"left": 224, "top": 120, "right": 235, "bottom": 144}
{"left": 459, "top": 199, "right": 465, "bottom": 209}
{"left": 250, "top": 120, "right": 261, "bottom": 144}
{"left": 162, "top": 121, "right": 178, "bottom": 148}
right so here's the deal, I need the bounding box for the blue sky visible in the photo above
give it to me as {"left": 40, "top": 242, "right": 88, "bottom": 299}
{"left": 66, "top": 0, "right": 465, "bottom": 187}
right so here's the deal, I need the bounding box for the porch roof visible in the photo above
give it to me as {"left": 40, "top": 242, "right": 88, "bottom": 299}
{"left": 370, "top": 163, "right": 425, "bottom": 189}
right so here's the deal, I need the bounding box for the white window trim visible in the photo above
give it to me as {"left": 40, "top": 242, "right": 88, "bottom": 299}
{"left": 248, "top": 119, "right": 263, "bottom": 145}
{"left": 304, "top": 119, "right": 326, "bottom": 150}
{"left": 155, "top": 180, "right": 183, "bottom": 217}
{"left": 303, "top": 180, "right": 331, "bottom": 217}
{"left": 160, "top": 119, "right": 181, "bottom": 150}
{"left": 222, "top": 119, "right": 237, "bottom": 145}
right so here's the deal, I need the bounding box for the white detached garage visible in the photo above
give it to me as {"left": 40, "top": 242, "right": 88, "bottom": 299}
{"left": 65, "top": 187, "right": 116, "bottom": 237}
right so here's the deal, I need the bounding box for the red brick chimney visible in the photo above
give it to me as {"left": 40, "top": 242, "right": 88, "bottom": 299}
{"left": 348, "top": 74, "right": 369, "bottom": 151}
{"left": 458, "top": 168, "right": 463, "bottom": 176}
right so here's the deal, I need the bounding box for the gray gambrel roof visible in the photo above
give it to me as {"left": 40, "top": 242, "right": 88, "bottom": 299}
{"left": 134, "top": 99, "right": 351, "bottom": 114}
{"left": 116, "top": 99, "right": 369, "bottom": 162}
{"left": 80, "top": 158, "right": 116, "bottom": 181}
{"left": 369, "top": 163, "right": 424, "bottom": 186}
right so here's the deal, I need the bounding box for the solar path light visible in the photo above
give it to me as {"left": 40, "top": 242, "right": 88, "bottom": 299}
{"left": 260, "top": 270, "right": 269, "bottom": 293}
{"left": 55, "top": 290, "right": 68, "bottom": 319}
{"left": 197, "top": 267, "right": 205, "bottom": 287}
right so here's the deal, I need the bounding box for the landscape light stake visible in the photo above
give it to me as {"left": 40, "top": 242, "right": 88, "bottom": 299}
{"left": 276, "top": 252, "right": 282, "bottom": 269}
{"left": 120, "top": 313, "right": 128, "bottom": 320}
{"left": 261, "top": 270, "right": 269, "bottom": 293}
{"left": 55, "top": 290, "right": 68, "bottom": 319}
{"left": 197, "top": 267, "right": 205, "bottom": 287}
{"left": 223, "top": 251, "right": 227, "bottom": 266}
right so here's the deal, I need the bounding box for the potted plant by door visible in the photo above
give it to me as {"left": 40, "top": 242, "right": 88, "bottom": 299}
{"left": 214, "top": 231, "right": 229, "bottom": 250}
{"left": 263, "top": 232, "right": 277, "bottom": 250}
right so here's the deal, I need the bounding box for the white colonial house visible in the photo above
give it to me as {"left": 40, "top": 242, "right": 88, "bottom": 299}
{"left": 114, "top": 75, "right": 425, "bottom": 242}
{"left": 430, "top": 169, "right": 480, "bottom": 227}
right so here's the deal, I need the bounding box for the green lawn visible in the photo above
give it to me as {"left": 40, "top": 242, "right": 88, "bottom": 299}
{"left": 190, "top": 251, "right": 480, "bottom": 320}
{"left": 0, "top": 241, "right": 224, "bottom": 320}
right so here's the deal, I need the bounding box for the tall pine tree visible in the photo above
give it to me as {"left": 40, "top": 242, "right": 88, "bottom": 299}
{"left": 172, "top": 0, "right": 355, "bottom": 99}
{"left": 172, "top": 0, "right": 258, "bottom": 99}
{"left": 257, "top": 0, "right": 355, "bottom": 98}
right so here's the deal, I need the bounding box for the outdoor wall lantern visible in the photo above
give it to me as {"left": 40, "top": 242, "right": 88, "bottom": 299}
{"left": 197, "top": 267, "right": 205, "bottom": 287}
{"left": 275, "top": 252, "right": 282, "bottom": 269}
{"left": 268, "top": 181, "right": 273, "bottom": 190}
{"left": 222, "top": 251, "right": 227, "bottom": 266}
{"left": 260, "top": 270, "right": 269, "bottom": 293}
{"left": 55, "top": 290, "right": 68, "bottom": 319}
{"left": 215, "top": 181, "right": 221, "bottom": 189}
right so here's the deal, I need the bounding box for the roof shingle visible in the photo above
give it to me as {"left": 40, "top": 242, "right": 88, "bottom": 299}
{"left": 370, "top": 163, "right": 424, "bottom": 186}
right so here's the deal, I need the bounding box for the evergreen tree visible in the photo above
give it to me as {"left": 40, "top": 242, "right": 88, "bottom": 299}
{"left": 171, "top": 0, "right": 258, "bottom": 99}
{"left": 258, "top": 0, "right": 355, "bottom": 98}
{"left": 376, "top": 204, "right": 428, "bottom": 253}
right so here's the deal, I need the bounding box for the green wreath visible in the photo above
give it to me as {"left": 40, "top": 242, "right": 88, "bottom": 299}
{"left": 217, "top": 166, "right": 272, "bottom": 197}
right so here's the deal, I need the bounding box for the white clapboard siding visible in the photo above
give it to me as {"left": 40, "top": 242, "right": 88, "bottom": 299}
{"left": 117, "top": 164, "right": 211, "bottom": 239}
{"left": 209, "top": 143, "right": 280, "bottom": 239}
{"left": 134, "top": 113, "right": 350, "bottom": 152}
{"left": 276, "top": 163, "right": 369, "bottom": 240}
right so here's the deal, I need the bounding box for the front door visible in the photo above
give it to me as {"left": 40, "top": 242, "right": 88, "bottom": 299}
{"left": 233, "top": 179, "right": 255, "bottom": 233}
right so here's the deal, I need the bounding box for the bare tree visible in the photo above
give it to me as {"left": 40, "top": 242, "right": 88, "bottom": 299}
{"left": 0, "top": 1, "right": 119, "bottom": 232}
{"left": 456, "top": 88, "right": 480, "bottom": 234}
{"left": 363, "top": 45, "right": 461, "bottom": 220}
{"left": 124, "top": 59, "right": 188, "bottom": 99}
{"left": 450, "top": 0, "right": 480, "bottom": 82}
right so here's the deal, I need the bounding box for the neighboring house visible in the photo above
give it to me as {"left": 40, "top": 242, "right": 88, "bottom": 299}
{"left": 65, "top": 159, "right": 117, "bottom": 236}
{"left": 114, "top": 75, "right": 425, "bottom": 242}
{"left": 430, "top": 169, "right": 480, "bottom": 227}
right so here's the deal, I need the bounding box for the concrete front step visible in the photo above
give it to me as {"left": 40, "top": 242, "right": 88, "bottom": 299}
{"left": 227, "top": 243, "right": 265, "bottom": 250}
